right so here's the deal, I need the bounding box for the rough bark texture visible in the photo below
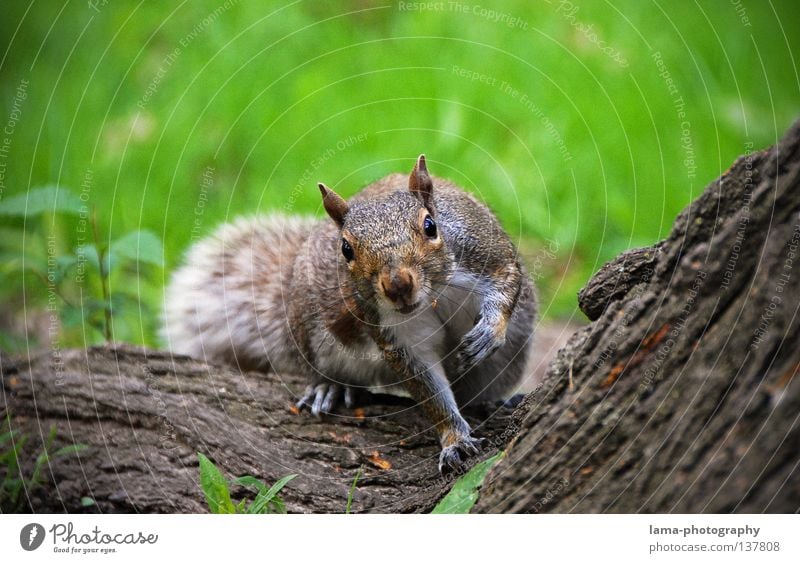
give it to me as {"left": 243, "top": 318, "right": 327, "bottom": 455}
{"left": 3, "top": 122, "right": 800, "bottom": 514}
{"left": 0, "top": 346, "right": 514, "bottom": 513}
{"left": 475, "top": 120, "right": 800, "bottom": 513}
{"left": 577, "top": 243, "right": 664, "bottom": 322}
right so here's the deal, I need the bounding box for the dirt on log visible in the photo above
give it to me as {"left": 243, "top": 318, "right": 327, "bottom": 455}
{"left": 475, "top": 120, "right": 800, "bottom": 513}
{"left": 3, "top": 121, "right": 800, "bottom": 514}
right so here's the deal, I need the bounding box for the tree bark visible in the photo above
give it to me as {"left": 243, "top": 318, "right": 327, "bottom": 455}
{"left": 3, "top": 121, "right": 800, "bottom": 514}
{"left": 475, "top": 120, "right": 800, "bottom": 513}
{"left": 1, "top": 346, "right": 514, "bottom": 513}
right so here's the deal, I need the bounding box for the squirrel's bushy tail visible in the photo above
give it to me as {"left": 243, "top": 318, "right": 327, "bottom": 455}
{"left": 161, "top": 215, "right": 315, "bottom": 371}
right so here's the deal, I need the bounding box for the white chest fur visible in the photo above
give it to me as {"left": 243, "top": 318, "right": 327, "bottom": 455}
{"left": 315, "top": 269, "right": 485, "bottom": 393}
{"left": 385, "top": 269, "right": 485, "bottom": 364}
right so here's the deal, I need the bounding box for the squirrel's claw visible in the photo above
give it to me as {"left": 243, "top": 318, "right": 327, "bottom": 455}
{"left": 438, "top": 435, "right": 485, "bottom": 474}
{"left": 457, "top": 321, "right": 505, "bottom": 373}
{"left": 343, "top": 386, "right": 356, "bottom": 409}
{"left": 318, "top": 384, "right": 341, "bottom": 415}
{"left": 295, "top": 386, "right": 316, "bottom": 413}
{"left": 439, "top": 446, "right": 463, "bottom": 474}
{"left": 296, "top": 383, "right": 353, "bottom": 417}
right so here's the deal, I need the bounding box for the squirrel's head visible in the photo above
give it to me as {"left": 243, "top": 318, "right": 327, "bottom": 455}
{"left": 318, "top": 154, "right": 450, "bottom": 315}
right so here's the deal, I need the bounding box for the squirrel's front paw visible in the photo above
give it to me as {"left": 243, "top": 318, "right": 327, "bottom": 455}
{"left": 457, "top": 321, "right": 506, "bottom": 373}
{"left": 438, "top": 434, "right": 485, "bottom": 474}
{"left": 296, "top": 383, "right": 356, "bottom": 417}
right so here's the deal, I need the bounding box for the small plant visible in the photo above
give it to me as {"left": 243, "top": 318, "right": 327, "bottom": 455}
{"left": 0, "top": 185, "right": 164, "bottom": 348}
{"left": 345, "top": 465, "right": 363, "bottom": 514}
{"left": 432, "top": 451, "right": 505, "bottom": 514}
{"left": 197, "top": 452, "right": 296, "bottom": 514}
{"left": 0, "top": 417, "right": 88, "bottom": 512}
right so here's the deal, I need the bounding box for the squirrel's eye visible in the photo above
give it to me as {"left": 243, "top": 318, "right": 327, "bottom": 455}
{"left": 341, "top": 239, "right": 354, "bottom": 261}
{"left": 423, "top": 215, "right": 437, "bottom": 238}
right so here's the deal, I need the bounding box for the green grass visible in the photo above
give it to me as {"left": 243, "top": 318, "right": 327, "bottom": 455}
{"left": 197, "top": 452, "right": 296, "bottom": 514}
{"left": 1, "top": 416, "right": 88, "bottom": 511}
{"left": 0, "top": 1, "right": 797, "bottom": 349}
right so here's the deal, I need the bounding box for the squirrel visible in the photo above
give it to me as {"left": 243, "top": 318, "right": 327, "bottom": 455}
{"left": 162, "top": 155, "right": 537, "bottom": 472}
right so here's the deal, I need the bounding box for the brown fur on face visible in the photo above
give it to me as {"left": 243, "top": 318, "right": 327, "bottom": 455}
{"left": 318, "top": 156, "right": 447, "bottom": 313}
{"left": 338, "top": 190, "right": 448, "bottom": 312}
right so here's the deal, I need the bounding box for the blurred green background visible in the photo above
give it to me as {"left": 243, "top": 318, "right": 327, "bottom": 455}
{"left": 0, "top": 0, "right": 797, "bottom": 351}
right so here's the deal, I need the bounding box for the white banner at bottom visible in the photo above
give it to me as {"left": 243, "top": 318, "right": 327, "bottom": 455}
{"left": 1, "top": 514, "right": 797, "bottom": 562}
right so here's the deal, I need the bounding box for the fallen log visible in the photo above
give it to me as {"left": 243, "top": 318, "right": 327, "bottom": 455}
{"left": 1, "top": 346, "right": 513, "bottom": 513}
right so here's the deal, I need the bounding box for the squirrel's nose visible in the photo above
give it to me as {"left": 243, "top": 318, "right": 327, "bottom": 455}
{"left": 380, "top": 267, "right": 416, "bottom": 304}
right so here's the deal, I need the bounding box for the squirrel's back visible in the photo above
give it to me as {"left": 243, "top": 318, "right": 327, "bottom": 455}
{"left": 161, "top": 214, "right": 316, "bottom": 371}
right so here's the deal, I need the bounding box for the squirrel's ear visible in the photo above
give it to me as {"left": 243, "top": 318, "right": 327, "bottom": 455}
{"left": 318, "top": 183, "right": 349, "bottom": 227}
{"left": 409, "top": 154, "right": 434, "bottom": 215}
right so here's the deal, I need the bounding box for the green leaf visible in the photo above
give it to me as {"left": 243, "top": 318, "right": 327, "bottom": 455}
{"left": 60, "top": 298, "right": 112, "bottom": 331}
{"left": 231, "top": 475, "right": 268, "bottom": 494}
{"left": 56, "top": 254, "right": 78, "bottom": 277}
{"left": 345, "top": 466, "right": 363, "bottom": 514}
{"left": 0, "top": 186, "right": 83, "bottom": 216}
{"left": 34, "top": 450, "right": 50, "bottom": 468}
{"left": 267, "top": 496, "right": 286, "bottom": 514}
{"left": 0, "top": 253, "right": 25, "bottom": 276}
{"left": 432, "top": 452, "right": 505, "bottom": 514}
{"left": 0, "top": 429, "right": 14, "bottom": 446}
{"left": 1, "top": 432, "right": 27, "bottom": 467}
{"left": 53, "top": 444, "right": 88, "bottom": 457}
{"left": 2, "top": 477, "right": 22, "bottom": 492}
{"left": 197, "top": 452, "right": 236, "bottom": 514}
{"left": 247, "top": 473, "right": 296, "bottom": 514}
{"left": 76, "top": 244, "right": 102, "bottom": 273}
{"left": 45, "top": 425, "right": 57, "bottom": 450}
{"left": 80, "top": 496, "right": 96, "bottom": 507}
{"left": 2, "top": 478, "right": 23, "bottom": 506}
{"left": 109, "top": 230, "right": 164, "bottom": 267}
{"left": 59, "top": 304, "right": 88, "bottom": 329}
{"left": 0, "top": 329, "right": 27, "bottom": 354}
{"left": 248, "top": 492, "right": 273, "bottom": 514}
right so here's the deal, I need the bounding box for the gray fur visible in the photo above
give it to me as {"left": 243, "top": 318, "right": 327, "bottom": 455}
{"left": 162, "top": 164, "right": 538, "bottom": 472}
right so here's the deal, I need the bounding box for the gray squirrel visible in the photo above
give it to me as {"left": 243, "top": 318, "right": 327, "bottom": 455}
{"left": 162, "top": 155, "right": 537, "bottom": 472}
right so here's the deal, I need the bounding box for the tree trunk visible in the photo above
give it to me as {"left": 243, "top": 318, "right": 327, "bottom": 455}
{"left": 475, "top": 120, "right": 800, "bottom": 513}
{"left": 3, "top": 121, "right": 799, "bottom": 514}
